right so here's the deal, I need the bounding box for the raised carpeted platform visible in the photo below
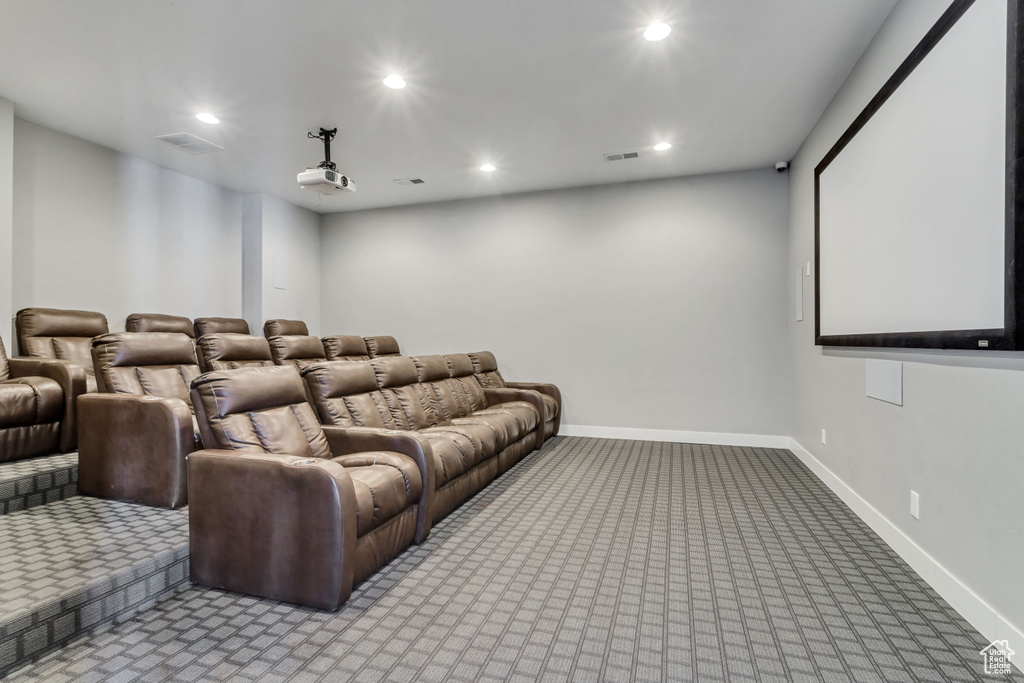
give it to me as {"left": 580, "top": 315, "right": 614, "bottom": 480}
{"left": 0, "top": 496, "right": 188, "bottom": 677}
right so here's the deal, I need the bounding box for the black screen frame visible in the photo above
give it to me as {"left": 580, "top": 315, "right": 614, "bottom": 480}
{"left": 814, "top": 0, "right": 1024, "bottom": 350}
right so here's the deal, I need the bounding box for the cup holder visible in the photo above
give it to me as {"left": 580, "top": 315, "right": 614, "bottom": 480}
{"left": 289, "top": 458, "right": 319, "bottom": 466}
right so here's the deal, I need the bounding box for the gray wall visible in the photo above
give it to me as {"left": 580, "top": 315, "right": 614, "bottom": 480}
{"left": 261, "top": 194, "right": 321, "bottom": 336}
{"left": 789, "top": 0, "right": 1023, "bottom": 635}
{"left": 0, "top": 99, "right": 12, "bottom": 343}
{"left": 240, "top": 193, "right": 322, "bottom": 336}
{"left": 8, "top": 121, "right": 322, "bottom": 340}
{"left": 12, "top": 119, "right": 243, "bottom": 334}
{"left": 321, "top": 169, "right": 791, "bottom": 437}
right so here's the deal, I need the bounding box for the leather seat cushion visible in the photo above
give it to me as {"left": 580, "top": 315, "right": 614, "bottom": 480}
{"left": 421, "top": 431, "right": 480, "bottom": 487}
{"left": 423, "top": 423, "right": 497, "bottom": 459}
{"left": 339, "top": 452, "right": 423, "bottom": 536}
{"left": 450, "top": 413, "right": 514, "bottom": 450}
{"left": 475, "top": 401, "right": 539, "bottom": 434}
{"left": 0, "top": 377, "right": 63, "bottom": 428}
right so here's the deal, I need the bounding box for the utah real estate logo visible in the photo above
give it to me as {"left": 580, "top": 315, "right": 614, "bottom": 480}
{"left": 980, "top": 640, "right": 1014, "bottom": 676}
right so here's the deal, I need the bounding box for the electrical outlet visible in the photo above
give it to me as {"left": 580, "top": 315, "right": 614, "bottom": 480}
{"left": 821, "top": 428, "right": 826, "bottom": 444}
{"left": 910, "top": 491, "right": 920, "bottom": 519}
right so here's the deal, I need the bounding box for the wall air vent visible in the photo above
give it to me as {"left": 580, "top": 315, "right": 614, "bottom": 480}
{"left": 155, "top": 132, "right": 224, "bottom": 155}
{"left": 394, "top": 178, "right": 426, "bottom": 185}
{"left": 604, "top": 151, "right": 640, "bottom": 162}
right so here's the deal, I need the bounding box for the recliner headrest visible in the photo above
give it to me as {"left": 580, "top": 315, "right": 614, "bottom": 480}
{"left": 469, "top": 351, "right": 499, "bottom": 373}
{"left": 444, "top": 353, "right": 474, "bottom": 378}
{"left": 371, "top": 356, "right": 418, "bottom": 388}
{"left": 268, "top": 335, "right": 326, "bottom": 362}
{"left": 194, "top": 317, "right": 250, "bottom": 337}
{"left": 301, "top": 360, "right": 378, "bottom": 397}
{"left": 264, "top": 319, "right": 309, "bottom": 337}
{"left": 17, "top": 307, "right": 108, "bottom": 341}
{"left": 191, "top": 365, "right": 307, "bottom": 416}
{"left": 92, "top": 332, "right": 198, "bottom": 368}
{"left": 364, "top": 335, "right": 401, "bottom": 358}
{"left": 322, "top": 335, "right": 371, "bottom": 360}
{"left": 412, "top": 355, "right": 451, "bottom": 382}
{"left": 126, "top": 313, "right": 195, "bottom": 338}
{"left": 197, "top": 333, "right": 272, "bottom": 363}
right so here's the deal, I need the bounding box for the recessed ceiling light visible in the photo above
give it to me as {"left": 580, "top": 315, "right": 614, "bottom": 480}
{"left": 195, "top": 112, "right": 219, "bottom": 124}
{"left": 654, "top": 142, "right": 672, "bottom": 151}
{"left": 643, "top": 21, "right": 671, "bottom": 41}
{"left": 383, "top": 74, "right": 406, "bottom": 89}
{"left": 479, "top": 163, "right": 496, "bottom": 172}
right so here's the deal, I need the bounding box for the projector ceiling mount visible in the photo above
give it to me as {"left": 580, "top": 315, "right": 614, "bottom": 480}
{"left": 298, "top": 127, "right": 356, "bottom": 194}
{"left": 308, "top": 127, "right": 338, "bottom": 171}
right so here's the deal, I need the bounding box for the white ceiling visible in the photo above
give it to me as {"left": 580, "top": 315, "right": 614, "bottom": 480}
{"left": 0, "top": 0, "right": 896, "bottom": 213}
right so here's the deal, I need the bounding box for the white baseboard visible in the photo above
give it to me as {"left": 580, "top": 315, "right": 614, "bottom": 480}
{"left": 787, "top": 438, "right": 1023, "bottom": 674}
{"left": 558, "top": 424, "right": 790, "bottom": 449}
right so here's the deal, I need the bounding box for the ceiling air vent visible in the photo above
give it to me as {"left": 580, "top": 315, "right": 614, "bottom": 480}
{"left": 394, "top": 178, "right": 426, "bottom": 185}
{"left": 155, "top": 132, "right": 224, "bottom": 155}
{"left": 604, "top": 151, "right": 640, "bottom": 162}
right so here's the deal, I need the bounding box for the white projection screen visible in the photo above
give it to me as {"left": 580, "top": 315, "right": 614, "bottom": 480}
{"left": 815, "top": 0, "right": 1024, "bottom": 350}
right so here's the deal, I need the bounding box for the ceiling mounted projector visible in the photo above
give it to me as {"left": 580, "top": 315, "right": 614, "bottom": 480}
{"left": 298, "top": 127, "right": 355, "bottom": 194}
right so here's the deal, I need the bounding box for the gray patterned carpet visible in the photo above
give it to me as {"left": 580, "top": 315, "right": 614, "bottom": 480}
{"left": 6, "top": 436, "right": 1018, "bottom": 682}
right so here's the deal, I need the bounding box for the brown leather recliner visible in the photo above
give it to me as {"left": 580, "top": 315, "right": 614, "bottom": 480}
{"left": 194, "top": 317, "right": 250, "bottom": 338}
{"left": 15, "top": 307, "right": 107, "bottom": 450}
{"left": 77, "top": 332, "right": 200, "bottom": 508}
{"left": 468, "top": 351, "right": 562, "bottom": 438}
{"left": 322, "top": 335, "right": 372, "bottom": 361}
{"left": 127, "top": 313, "right": 200, "bottom": 367}
{"left": 188, "top": 364, "right": 432, "bottom": 610}
{"left": 0, "top": 337, "right": 65, "bottom": 462}
{"left": 302, "top": 355, "right": 541, "bottom": 523}
{"left": 196, "top": 334, "right": 275, "bottom": 371}
{"left": 16, "top": 309, "right": 109, "bottom": 393}
{"left": 268, "top": 335, "right": 327, "bottom": 370}
{"left": 264, "top": 319, "right": 308, "bottom": 337}
{"left": 363, "top": 335, "right": 401, "bottom": 358}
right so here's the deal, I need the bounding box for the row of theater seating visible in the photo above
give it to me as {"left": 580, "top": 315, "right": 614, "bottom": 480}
{"left": 0, "top": 308, "right": 461, "bottom": 461}
{"left": 1, "top": 307, "right": 562, "bottom": 609}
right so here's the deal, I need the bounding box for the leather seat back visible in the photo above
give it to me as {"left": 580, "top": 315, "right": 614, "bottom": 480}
{"left": 364, "top": 335, "right": 401, "bottom": 358}
{"left": 322, "top": 335, "right": 372, "bottom": 361}
{"left": 194, "top": 317, "right": 250, "bottom": 338}
{"left": 91, "top": 333, "right": 200, "bottom": 410}
{"left": 264, "top": 319, "right": 309, "bottom": 337}
{"left": 125, "top": 313, "right": 195, "bottom": 338}
{"left": 16, "top": 308, "right": 109, "bottom": 392}
{"left": 444, "top": 354, "right": 488, "bottom": 412}
{"left": 190, "top": 365, "right": 331, "bottom": 459}
{"left": 468, "top": 351, "right": 506, "bottom": 388}
{"left": 268, "top": 335, "right": 327, "bottom": 370}
{"left": 412, "top": 355, "right": 470, "bottom": 422}
{"left": 197, "top": 334, "right": 274, "bottom": 371}
{"left": 370, "top": 357, "right": 431, "bottom": 430}
{"left": 302, "top": 361, "right": 395, "bottom": 429}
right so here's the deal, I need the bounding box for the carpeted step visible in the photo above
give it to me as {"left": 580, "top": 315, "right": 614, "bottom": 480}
{"left": 0, "top": 496, "right": 189, "bottom": 676}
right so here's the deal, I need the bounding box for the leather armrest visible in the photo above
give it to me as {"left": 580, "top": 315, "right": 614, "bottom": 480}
{"left": 187, "top": 449, "right": 359, "bottom": 610}
{"left": 77, "top": 393, "right": 194, "bottom": 508}
{"left": 483, "top": 387, "right": 546, "bottom": 449}
{"left": 9, "top": 357, "right": 87, "bottom": 452}
{"left": 322, "top": 425, "right": 434, "bottom": 543}
{"left": 504, "top": 381, "right": 561, "bottom": 433}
